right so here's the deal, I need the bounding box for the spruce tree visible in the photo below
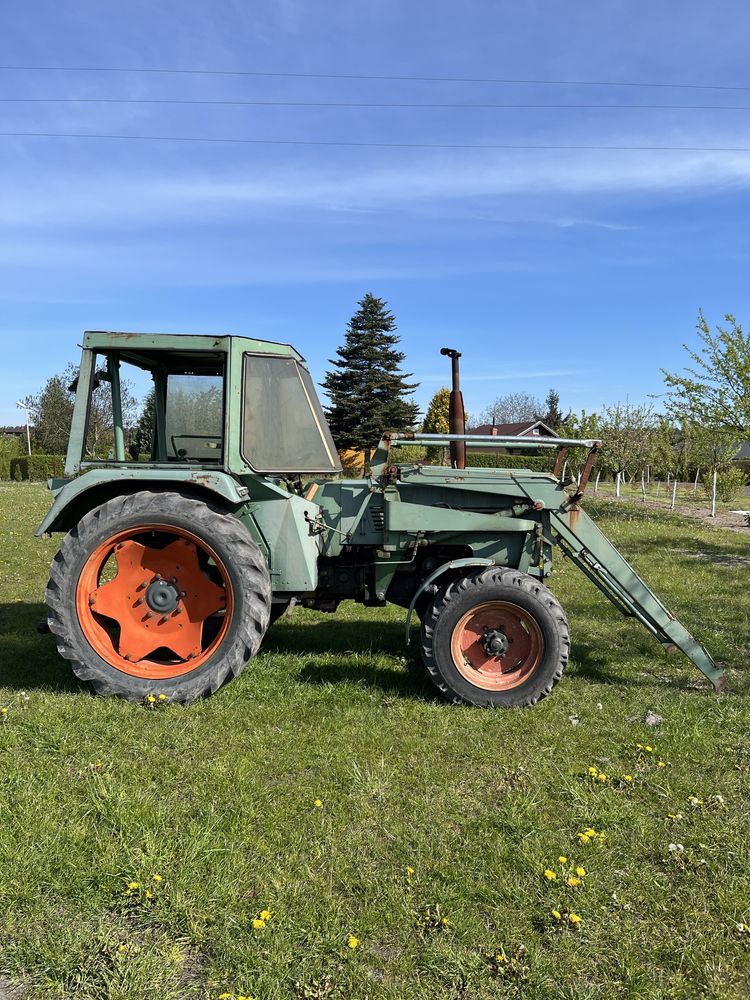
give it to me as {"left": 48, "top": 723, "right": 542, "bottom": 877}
{"left": 541, "top": 389, "right": 564, "bottom": 431}
{"left": 322, "top": 294, "right": 420, "bottom": 456}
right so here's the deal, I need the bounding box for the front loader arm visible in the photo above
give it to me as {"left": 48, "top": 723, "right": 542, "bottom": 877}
{"left": 549, "top": 503, "right": 727, "bottom": 692}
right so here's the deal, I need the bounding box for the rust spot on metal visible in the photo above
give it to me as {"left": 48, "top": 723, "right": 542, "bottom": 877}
{"left": 568, "top": 506, "right": 581, "bottom": 529}
{"left": 714, "top": 675, "right": 729, "bottom": 694}
{"left": 553, "top": 447, "right": 569, "bottom": 480}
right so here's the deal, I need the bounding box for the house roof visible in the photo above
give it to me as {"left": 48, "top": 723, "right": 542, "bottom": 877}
{"left": 469, "top": 419, "right": 558, "bottom": 437}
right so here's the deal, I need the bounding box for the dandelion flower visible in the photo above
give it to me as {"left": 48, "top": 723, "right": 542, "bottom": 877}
{"left": 259, "top": 910, "right": 272, "bottom": 921}
{"left": 568, "top": 912, "right": 582, "bottom": 924}
{"left": 623, "top": 775, "right": 633, "bottom": 783}
{"left": 584, "top": 828, "right": 596, "bottom": 837}
{"left": 158, "top": 694, "right": 167, "bottom": 701}
{"left": 147, "top": 694, "right": 156, "bottom": 704}
{"left": 645, "top": 746, "right": 653, "bottom": 753}
{"left": 576, "top": 866, "right": 586, "bottom": 877}
{"left": 0, "top": 708, "right": 8, "bottom": 715}
{"left": 314, "top": 799, "right": 323, "bottom": 808}
{"left": 406, "top": 865, "right": 415, "bottom": 876}
{"left": 558, "top": 856, "right": 568, "bottom": 864}
{"left": 598, "top": 773, "right": 607, "bottom": 782}
{"left": 252, "top": 918, "right": 266, "bottom": 931}
{"left": 587, "top": 767, "right": 598, "bottom": 776}
{"left": 152, "top": 874, "right": 163, "bottom": 883}
{"left": 144, "top": 890, "right": 153, "bottom": 900}
{"left": 346, "top": 934, "right": 359, "bottom": 949}
{"left": 657, "top": 760, "right": 666, "bottom": 768}
{"left": 578, "top": 833, "right": 591, "bottom": 845}
{"left": 566, "top": 876, "right": 582, "bottom": 887}
{"left": 127, "top": 881, "right": 139, "bottom": 890}
{"left": 551, "top": 910, "right": 562, "bottom": 920}
{"left": 544, "top": 869, "right": 557, "bottom": 881}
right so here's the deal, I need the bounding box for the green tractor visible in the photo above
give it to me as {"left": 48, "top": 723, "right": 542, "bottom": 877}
{"left": 37, "top": 331, "right": 725, "bottom": 706}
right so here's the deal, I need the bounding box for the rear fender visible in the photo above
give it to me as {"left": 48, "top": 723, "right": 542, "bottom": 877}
{"left": 35, "top": 469, "right": 250, "bottom": 537}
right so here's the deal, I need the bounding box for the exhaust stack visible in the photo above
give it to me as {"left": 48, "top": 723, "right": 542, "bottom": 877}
{"left": 440, "top": 347, "right": 466, "bottom": 469}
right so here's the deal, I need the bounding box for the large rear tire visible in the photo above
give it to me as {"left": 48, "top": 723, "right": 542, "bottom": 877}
{"left": 46, "top": 491, "right": 271, "bottom": 702}
{"left": 421, "top": 566, "right": 569, "bottom": 707}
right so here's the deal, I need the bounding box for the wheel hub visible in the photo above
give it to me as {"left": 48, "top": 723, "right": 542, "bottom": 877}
{"left": 145, "top": 577, "right": 180, "bottom": 614}
{"left": 481, "top": 627, "right": 509, "bottom": 658}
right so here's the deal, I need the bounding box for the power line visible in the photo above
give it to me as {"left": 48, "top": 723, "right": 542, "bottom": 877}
{"left": 3, "top": 130, "right": 750, "bottom": 152}
{"left": 5, "top": 97, "right": 750, "bottom": 111}
{"left": 0, "top": 64, "right": 749, "bottom": 93}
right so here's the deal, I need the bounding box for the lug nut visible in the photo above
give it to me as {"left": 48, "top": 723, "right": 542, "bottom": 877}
{"left": 134, "top": 597, "right": 144, "bottom": 607}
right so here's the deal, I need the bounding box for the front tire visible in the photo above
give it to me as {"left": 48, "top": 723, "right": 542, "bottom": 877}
{"left": 421, "top": 566, "right": 569, "bottom": 707}
{"left": 46, "top": 491, "right": 271, "bottom": 703}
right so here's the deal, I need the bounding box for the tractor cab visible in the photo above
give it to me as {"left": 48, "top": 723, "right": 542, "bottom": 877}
{"left": 63, "top": 331, "right": 341, "bottom": 479}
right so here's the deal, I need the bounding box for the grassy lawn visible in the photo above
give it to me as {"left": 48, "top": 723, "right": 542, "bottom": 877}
{"left": 1, "top": 482, "right": 749, "bottom": 1000}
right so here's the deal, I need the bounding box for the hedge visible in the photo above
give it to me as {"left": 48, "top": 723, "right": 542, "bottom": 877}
{"left": 8, "top": 454, "right": 65, "bottom": 481}
{"left": 465, "top": 452, "right": 555, "bottom": 472}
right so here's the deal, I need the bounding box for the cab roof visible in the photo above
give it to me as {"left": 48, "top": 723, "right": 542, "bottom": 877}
{"left": 82, "top": 330, "right": 305, "bottom": 373}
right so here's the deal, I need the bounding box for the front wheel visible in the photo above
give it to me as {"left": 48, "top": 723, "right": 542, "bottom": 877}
{"left": 420, "top": 567, "right": 569, "bottom": 707}
{"left": 46, "top": 491, "right": 271, "bottom": 702}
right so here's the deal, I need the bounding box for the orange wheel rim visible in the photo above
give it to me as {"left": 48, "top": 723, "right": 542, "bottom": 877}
{"left": 450, "top": 601, "right": 543, "bottom": 692}
{"left": 76, "top": 524, "right": 233, "bottom": 679}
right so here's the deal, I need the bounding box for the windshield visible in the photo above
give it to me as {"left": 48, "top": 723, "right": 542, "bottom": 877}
{"left": 241, "top": 355, "right": 340, "bottom": 473}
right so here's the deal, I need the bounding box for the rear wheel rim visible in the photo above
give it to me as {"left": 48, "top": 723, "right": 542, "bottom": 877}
{"left": 76, "top": 523, "right": 233, "bottom": 679}
{"left": 450, "top": 600, "right": 543, "bottom": 691}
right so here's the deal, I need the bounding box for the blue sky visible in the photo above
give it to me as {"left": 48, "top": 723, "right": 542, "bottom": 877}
{"left": 2, "top": 0, "right": 750, "bottom": 426}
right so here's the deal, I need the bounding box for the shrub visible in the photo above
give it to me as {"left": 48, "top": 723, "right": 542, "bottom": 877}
{"left": 0, "top": 434, "right": 22, "bottom": 481}
{"left": 702, "top": 465, "right": 748, "bottom": 503}
{"left": 465, "top": 452, "right": 555, "bottom": 473}
{"left": 9, "top": 454, "right": 65, "bottom": 481}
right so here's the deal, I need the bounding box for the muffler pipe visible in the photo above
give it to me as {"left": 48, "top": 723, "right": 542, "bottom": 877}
{"left": 440, "top": 347, "right": 466, "bottom": 469}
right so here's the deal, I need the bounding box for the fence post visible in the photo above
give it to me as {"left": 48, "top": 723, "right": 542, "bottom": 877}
{"left": 671, "top": 479, "right": 677, "bottom": 510}
{"left": 694, "top": 468, "right": 700, "bottom": 494}
{"left": 641, "top": 470, "right": 646, "bottom": 502}
{"left": 711, "top": 468, "right": 717, "bottom": 517}
{"left": 594, "top": 470, "right": 601, "bottom": 494}
{"left": 616, "top": 471, "right": 621, "bottom": 497}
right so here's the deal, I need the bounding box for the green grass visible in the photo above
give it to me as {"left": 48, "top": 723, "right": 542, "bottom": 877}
{"left": 1, "top": 482, "right": 749, "bottom": 1000}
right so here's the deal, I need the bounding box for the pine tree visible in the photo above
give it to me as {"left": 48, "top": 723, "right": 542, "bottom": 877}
{"left": 322, "top": 294, "right": 420, "bottom": 456}
{"left": 132, "top": 386, "right": 156, "bottom": 457}
{"left": 542, "top": 389, "right": 564, "bottom": 431}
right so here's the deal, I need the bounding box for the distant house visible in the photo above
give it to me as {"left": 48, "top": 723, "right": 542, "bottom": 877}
{"left": 0, "top": 426, "right": 26, "bottom": 438}
{"left": 469, "top": 419, "right": 558, "bottom": 454}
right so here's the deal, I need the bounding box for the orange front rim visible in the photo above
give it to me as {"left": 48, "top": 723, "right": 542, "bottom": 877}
{"left": 76, "top": 524, "right": 233, "bottom": 679}
{"left": 450, "top": 601, "right": 543, "bottom": 692}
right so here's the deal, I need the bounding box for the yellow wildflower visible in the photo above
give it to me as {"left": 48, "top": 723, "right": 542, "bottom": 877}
{"left": 566, "top": 876, "right": 581, "bottom": 887}
{"left": 144, "top": 890, "right": 153, "bottom": 900}
{"left": 598, "top": 832, "right": 606, "bottom": 841}
{"left": 645, "top": 746, "right": 653, "bottom": 753}
{"left": 259, "top": 909, "right": 272, "bottom": 921}
{"left": 146, "top": 694, "right": 156, "bottom": 704}
{"left": 623, "top": 775, "right": 633, "bottom": 783}
{"left": 584, "top": 828, "right": 596, "bottom": 837}
{"left": 117, "top": 944, "right": 127, "bottom": 953}
{"left": 314, "top": 799, "right": 323, "bottom": 808}
{"left": 127, "top": 881, "right": 139, "bottom": 890}
{"left": 598, "top": 773, "right": 607, "bottom": 782}
{"left": 347, "top": 934, "right": 359, "bottom": 949}
{"left": 551, "top": 909, "right": 562, "bottom": 920}
{"left": 578, "top": 833, "right": 591, "bottom": 845}
{"left": 252, "top": 918, "right": 266, "bottom": 931}
{"left": 569, "top": 912, "right": 582, "bottom": 924}
{"left": 0, "top": 708, "right": 8, "bottom": 715}
{"left": 406, "top": 865, "right": 415, "bottom": 876}
{"left": 158, "top": 693, "right": 166, "bottom": 701}
{"left": 495, "top": 952, "right": 507, "bottom": 962}
{"left": 217, "top": 993, "right": 232, "bottom": 999}
{"left": 558, "top": 856, "right": 568, "bottom": 864}
{"left": 544, "top": 869, "right": 557, "bottom": 881}
{"left": 587, "top": 767, "right": 597, "bottom": 776}
{"left": 152, "top": 874, "right": 162, "bottom": 883}
{"left": 576, "top": 866, "right": 586, "bottom": 877}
